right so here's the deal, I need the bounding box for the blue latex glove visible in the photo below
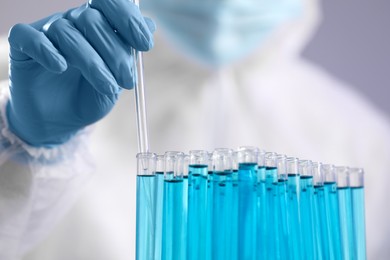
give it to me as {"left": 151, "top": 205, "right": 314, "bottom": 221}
{"left": 7, "top": 0, "right": 155, "bottom": 147}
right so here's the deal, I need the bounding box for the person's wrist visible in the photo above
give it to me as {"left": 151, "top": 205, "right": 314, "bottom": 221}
{"left": 6, "top": 101, "right": 73, "bottom": 147}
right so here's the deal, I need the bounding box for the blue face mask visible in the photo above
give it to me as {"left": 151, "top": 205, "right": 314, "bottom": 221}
{"left": 142, "top": 0, "right": 303, "bottom": 67}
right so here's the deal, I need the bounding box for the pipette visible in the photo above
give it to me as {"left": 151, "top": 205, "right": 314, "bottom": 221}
{"left": 133, "top": 0, "right": 149, "bottom": 153}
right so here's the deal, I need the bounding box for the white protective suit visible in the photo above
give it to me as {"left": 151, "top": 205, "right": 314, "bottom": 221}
{"left": 0, "top": 0, "right": 389, "bottom": 259}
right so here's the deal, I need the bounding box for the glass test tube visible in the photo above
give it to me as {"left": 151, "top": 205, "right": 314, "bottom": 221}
{"left": 286, "top": 157, "right": 303, "bottom": 260}
{"left": 349, "top": 168, "right": 366, "bottom": 260}
{"left": 154, "top": 155, "right": 165, "bottom": 260}
{"left": 323, "top": 164, "right": 342, "bottom": 260}
{"left": 136, "top": 152, "right": 157, "bottom": 260}
{"left": 162, "top": 152, "right": 186, "bottom": 260}
{"left": 299, "top": 160, "right": 316, "bottom": 260}
{"left": 276, "top": 155, "right": 289, "bottom": 260}
{"left": 313, "top": 162, "right": 328, "bottom": 260}
{"left": 264, "top": 152, "right": 279, "bottom": 259}
{"left": 231, "top": 151, "right": 239, "bottom": 260}
{"left": 256, "top": 150, "right": 267, "bottom": 260}
{"left": 206, "top": 152, "right": 213, "bottom": 260}
{"left": 187, "top": 150, "right": 209, "bottom": 260}
{"left": 237, "top": 146, "right": 258, "bottom": 260}
{"left": 182, "top": 155, "right": 189, "bottom": 259}
{"left": 211, "top": 148, "right": 234, "bottom": 260}
{"left": 336, "top": 166, "right": 355, "bottom": 260}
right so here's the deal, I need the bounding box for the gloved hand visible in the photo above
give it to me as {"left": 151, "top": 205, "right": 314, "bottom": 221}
{"left": 6, "top": 0, "right": 155, "bottom": 147}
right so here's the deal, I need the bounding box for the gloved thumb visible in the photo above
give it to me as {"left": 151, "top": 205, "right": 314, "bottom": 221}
{"left": 8, "top": 23, "right": 67, "bottom": 73}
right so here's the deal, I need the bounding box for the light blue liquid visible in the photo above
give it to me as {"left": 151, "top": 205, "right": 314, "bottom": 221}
{"left": 183, "top": 176, "right": 189, "bottom": 199}
{"left": 338, "top": 187, "right": 355, "bottom": 260}
{"left": 162, "top": 179, "right": 186, "bottom": 260}
{"left": 187, "top": 165, "right": 208, "bottom": 260}
{"left": 351, "top": 187, "right": 366, "bottom": 260}
{"left": 136, "top": 175, "right": 156, "bottom": 260}
{"left": 212, "top": 171, "right": 233, "bottom": 260}
{"left": 277, "top": 179, "right": 289, "bottom": 260}
{"left": 238, "top": 162, "right": 258, "bottom": 260}
{"left": 265, "top": 167, "right": 278, "bottom": 259}
{"left": 300, "top": 176, "right": 316, "bottom": 260}
{"left": 154, "top": 172, "right": 164, "bottom": 260}
{"left": 287, "top": 174, "right": 302, "bottom": 260}
{"left": 256, "top": 166, "right": 267, "bottom": 260}
{"left": 231, "top": 170, "right": 239, "bottom": 259}
{"left": 314, "top": 185, "right": 329, "bottom": 260}
{"left": 324, "top": 182, "right": 342, "bottom": 260}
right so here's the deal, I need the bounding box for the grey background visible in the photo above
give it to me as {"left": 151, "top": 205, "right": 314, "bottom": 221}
{"left": 1, "top": 0, "right": 389, "bottom": 118}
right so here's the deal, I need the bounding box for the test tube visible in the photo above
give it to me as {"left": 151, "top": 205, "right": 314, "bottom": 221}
{"left": 335, "top": 166, "right": 355, "bottom": 260}
{"left": 154, "top": 155, "right": 165, "bottom": 260}
{"left": 136, "top": 152, "right": 157, "bottom": 260}
{"left": 206, "top": 152, "right": 213, "bottom": 260}
{"left": 323, "top": 164, "right": 342, "bottom": 260}
{"left": 349, "top": 168, "right": 366, "bottom": 260}
{"left": 231, "top": 151, "right": 239, "bottom": 260}
{"left": 187, "top": 150, "right": 209, "bottom": 260}
{"left": 298, "top": 160, "right": 316, "bottom": 259}
{"left": 276, "top": 155, "right": 289, "bottom": 260}
{"left": 211, "top": 148, "right": 234, "bottom": 260}
{"left": 256, "top": 150, "right": 267, "bottom": 260}
{"left": 264, "top": 152, "right": 279, "bottom": 259}
{"left": 312, "top": 162, "right": 329, "bottom": 260}
{"left": 161, "top": 151, "right": 186, "bottom": 260}
{"left": 237, "top": 146, "right": 258, "bottom": 260}
{"left": 182, "top": 154, "right": 189, "bottom": 259}
{"left": 286, "top": 157, "right": 302, "bottom": 260}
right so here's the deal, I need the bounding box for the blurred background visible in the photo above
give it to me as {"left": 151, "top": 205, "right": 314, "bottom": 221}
{"left": 1, "top": 0, "right": 389, "bottom": 118}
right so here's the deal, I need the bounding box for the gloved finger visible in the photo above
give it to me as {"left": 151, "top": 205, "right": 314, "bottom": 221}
{"left": 69, "top": 7, "right": 135, "bottom": 89}
{"left": 89, "top": 0, "right": 154, "bottom": 51}
{"left": 8, "top": 23, "right": 67, "bottom": 73}
{"left": 43, "top": 18, "right": 120, "bottom": 95}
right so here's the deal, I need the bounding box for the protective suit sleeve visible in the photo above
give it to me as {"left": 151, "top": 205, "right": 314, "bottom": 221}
{"left": 0, "top": 80, "right": 95, "bottom": 260}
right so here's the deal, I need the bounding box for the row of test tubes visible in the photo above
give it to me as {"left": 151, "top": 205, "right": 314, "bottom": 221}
{"left": 135, "top": 147, "right": 366, "bottom": 260}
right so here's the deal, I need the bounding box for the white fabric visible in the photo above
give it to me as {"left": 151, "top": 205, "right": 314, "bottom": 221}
{"left": 0, "top": 84, "right": 94, "bottom": 260}
{"left": 0, "top": 0, "right": 389, "bottom": 258}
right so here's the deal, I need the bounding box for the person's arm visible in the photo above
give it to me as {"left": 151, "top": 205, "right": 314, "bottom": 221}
{"left": 0, "top": 82, "right": 94, "bottom": 259}
{"left": 0, "top": 0, "right": 155, "bottom": 258}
